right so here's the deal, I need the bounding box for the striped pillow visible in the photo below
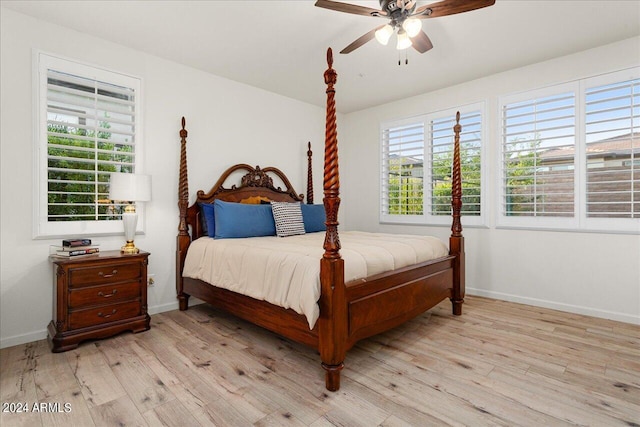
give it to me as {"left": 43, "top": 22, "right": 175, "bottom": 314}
{"left": 271, "top": 201, "right": 306, "bottom": 237}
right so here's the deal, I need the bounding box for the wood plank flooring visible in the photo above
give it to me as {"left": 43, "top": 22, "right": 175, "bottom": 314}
{"left": 1, "top": 296, "right": 638, "bottom": 426}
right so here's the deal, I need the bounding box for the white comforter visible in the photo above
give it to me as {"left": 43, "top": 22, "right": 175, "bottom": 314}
{"left": 182, "top": 231, "right": 448, "bottom": 329}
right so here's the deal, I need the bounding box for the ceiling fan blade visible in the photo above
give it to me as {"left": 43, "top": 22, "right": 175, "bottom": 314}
{"left": 414, "top": 0, "right": 495, "bottom": 19}
{"left": 315, "top": 0, "right": 385, "bottom": 17}
{"left": 340, "top": 25, "right": 384, "bottom": 54}
{"left": 410, "top": 30, "right": 434, "bottom": 53}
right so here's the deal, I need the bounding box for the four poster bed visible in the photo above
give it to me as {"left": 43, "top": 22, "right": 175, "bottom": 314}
{"left": 176, "top": 49, "right": 465, "bottom": 391}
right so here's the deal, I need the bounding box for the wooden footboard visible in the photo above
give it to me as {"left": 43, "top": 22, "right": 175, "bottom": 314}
{"left": 346, "top": 256, "right": 456, "bottom": 344}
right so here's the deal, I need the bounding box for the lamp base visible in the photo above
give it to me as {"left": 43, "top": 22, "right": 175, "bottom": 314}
{"left": 120, "top": 208, "right": 139, "bottom": 254}
{"left": 121, "top": 240, "right": 140, "bottom": 254}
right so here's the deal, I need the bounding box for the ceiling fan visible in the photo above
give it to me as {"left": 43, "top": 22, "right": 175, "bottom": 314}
{"left": 315, "top": 0, "right": 496, "bottom": 54}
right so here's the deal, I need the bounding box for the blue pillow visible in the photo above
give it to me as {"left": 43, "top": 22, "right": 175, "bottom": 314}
{"left": 199, "top": 203, "right": 216, "bottom": 238}
{"left": 214, "top": 199, "right": 276, "bottom": 239}
{"left": 301, "top": 204, "right": 326, "bottom": 233}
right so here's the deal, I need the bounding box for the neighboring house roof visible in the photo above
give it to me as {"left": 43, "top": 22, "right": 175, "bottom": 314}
{"left": 388, "top": 154, "right": 424, "bottom": 166}
{"left": 540, "top": 132, "right": 639, "bottom": 161}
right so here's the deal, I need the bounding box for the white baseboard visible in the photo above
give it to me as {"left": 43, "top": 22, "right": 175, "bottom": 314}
{"left": 0, "top": 301, "right": 182, "bottom": 350}
{"left": 0, "top": 330, "right": 48, "bottom": 350}
{"left": 467, "top": 287, "right": 640, "bottom": 325}
{"left": 148, "top": 301, "right": 180, "bottom": 315}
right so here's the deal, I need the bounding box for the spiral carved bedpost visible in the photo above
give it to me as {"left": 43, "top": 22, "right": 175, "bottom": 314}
{"left": 176, "top": 117, "right": 191, "bottom": 311}
{"left": 318, "top": 48, "right": 347, "bottom": 392}
{"left": 307, "top": 142, "right": 314, "bottom": 204}
{"left": 450, "top": 111, "right": 465, "bottom": 315}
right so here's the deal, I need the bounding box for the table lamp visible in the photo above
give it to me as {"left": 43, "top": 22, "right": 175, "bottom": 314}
{"left": 108, "top": 173, "right": 151, "bottom": 254}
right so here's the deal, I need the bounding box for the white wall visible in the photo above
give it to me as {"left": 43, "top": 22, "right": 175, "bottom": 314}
{"left": 341, "top": 37, "right": 640, "bottom": 324}
{"left": 0, "top": 8, "right": 327, "bottom": 348}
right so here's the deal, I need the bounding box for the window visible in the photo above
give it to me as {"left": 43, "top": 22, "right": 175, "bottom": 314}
{"left": 429, "top": 110, "right": 483, "bottom": 219}
{"left": 501, "top": 88, "right": 576, "bottom": 220}
{"left": 34, "top": 53, "right": 143, "bottom": 238}
{"left": 380, "top": 105, "right": 485, "bottom": 226}
{"left": 499, "top": 68, "right": 639, "bottom": 232}
{"left": 585, "top": 76, "right": 639, "bottom": 220}
{"left": 381, "top": 119, "right": 425, "bottom": 218}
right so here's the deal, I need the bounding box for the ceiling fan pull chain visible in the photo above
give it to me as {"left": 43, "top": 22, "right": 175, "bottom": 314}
{"left": 398, "top": 51, "right": 408, "bottom": 66}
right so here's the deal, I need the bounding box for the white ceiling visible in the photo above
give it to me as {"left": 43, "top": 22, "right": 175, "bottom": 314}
{"left": 3, "top": 0, "right": 639, "bottom": 113}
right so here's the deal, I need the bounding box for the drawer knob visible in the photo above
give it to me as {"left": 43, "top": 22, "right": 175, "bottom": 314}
{"left": 97, "top": 289, "right": 118, "bottom": 298}
{"left": 97, "top": 309, "right": 117, "bottom": 318}
{"left": 98, "top": 269, "right": 118, "bottom": 278}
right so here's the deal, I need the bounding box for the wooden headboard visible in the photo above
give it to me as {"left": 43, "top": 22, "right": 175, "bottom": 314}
{"left": 182, "top": 163, "right": 304, "bottom": 242}
{"left": 176, "top": 118, "right": 314, "bottom": 289}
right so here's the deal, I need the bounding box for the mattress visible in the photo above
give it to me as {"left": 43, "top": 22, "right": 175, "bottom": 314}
{"left": 182, "top": 231, "right": 448, "bottom": 329}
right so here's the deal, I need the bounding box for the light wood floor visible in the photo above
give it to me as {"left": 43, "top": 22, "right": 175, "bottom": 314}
{"left": 1, "top": 296, "right": 638, "bottom": 427}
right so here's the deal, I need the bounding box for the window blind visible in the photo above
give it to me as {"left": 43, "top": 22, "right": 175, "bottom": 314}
{"left": 381, "top": 122, "right": 425, "bottom": 216}
{"left": 46, "top": 69, "right": 137, "bottom": 222}
{"left": 428, "top": 111, "right": 482, "bottom": 216}
{"left": 584, "top": 77, "right": 639, "bottom": 219}
{"left": 501, "top": 92, "right": 576, "bottom": 217}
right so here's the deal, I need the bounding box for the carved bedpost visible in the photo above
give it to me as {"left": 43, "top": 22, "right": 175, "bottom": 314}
{"left": 307, "top": 142, "right": 314, "bottom": 204}
{"left": 451, "top": 112, "right": 463, "bottom": 238}
{"left": 177, "top": 117, "right": 191, "bottom": 311}
{"left": 322, "top": 50, "right": 341, "bottom": 260}
{"left": 318, "top": 48, "right": 347, "bottom": 392}
{"left": 450, "top": 111, "right": 465, "bottom": 315}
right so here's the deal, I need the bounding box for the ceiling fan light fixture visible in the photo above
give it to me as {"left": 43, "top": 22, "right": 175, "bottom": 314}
{"left": 374, "top": 24, "right": 394, "bottom": 45}
{"left": 402, "top": 17, "right": 422, "bottom": 38}
{"left": 396, "top": 29, "right": 412, "bottom": 50}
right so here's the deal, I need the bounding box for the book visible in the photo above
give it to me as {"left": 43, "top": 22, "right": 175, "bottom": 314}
{"left": 50, "top": 246, "right": 100, "bottom": 257}
{"left": 54, "top": 248, "right": 100, "bottom": 257}
{"left": 62, "top": 238, "right": 92, "bottom": 247}
{"left": 58, "top": 244, "right": 99, "bottom": 252}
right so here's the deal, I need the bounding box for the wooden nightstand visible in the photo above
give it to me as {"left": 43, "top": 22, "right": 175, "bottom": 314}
{"left": 47, "top": 250, "right": 150, "bottom": 352}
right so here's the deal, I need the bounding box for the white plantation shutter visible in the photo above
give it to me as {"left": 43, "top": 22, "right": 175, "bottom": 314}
{"left": 584, "top": 76, "right": 639, "bottom": 219}
{"left": 501, "top": 89, "right": 576, "bottom": 218}
{"left": 380, "top": 104, "right": 485, "bottom": 225}
{"left": 381, "top": 120, "right": 425, "bottom": 217}
{"left": 499, "top": 68, "right": 638, "bottom": 232}
{"left": 428, "top": 110, "right": 482, "bottom": 217}
{"left": 35, "top": 53, "right": 142, "bottom": 238}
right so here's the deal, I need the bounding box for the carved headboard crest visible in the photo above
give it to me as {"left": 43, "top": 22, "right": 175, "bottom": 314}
{"left": 194, "top": 163, "right": 304, "bottom": 204}
{"left": 239, "top": 166, "right": 275, "bottom": 190}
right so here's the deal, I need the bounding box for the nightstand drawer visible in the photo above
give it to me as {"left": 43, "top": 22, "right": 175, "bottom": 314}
{"left": 69, "top": 262, "right": 142, "bottom": 288}
{"left": 69, "top": 282, "right": 141, "bottom": 308}
{"left": 69, "top": 301, "right": 141, "bottom": 329}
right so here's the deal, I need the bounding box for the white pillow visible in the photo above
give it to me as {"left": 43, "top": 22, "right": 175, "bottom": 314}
{"left": 270, "top": 201, "right": 306, "bottom": 237}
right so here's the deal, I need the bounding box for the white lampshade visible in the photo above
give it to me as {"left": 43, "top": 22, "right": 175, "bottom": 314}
{"left": 402, "top": 18, "right": 422, "bottom": 38}
{"left": 109, "top": 173, "right": 152, "bottom": 202}
{"left": 375, "top": 24, "right": 394, "bottom": 46}
{"left": 396, "top": 30, "right": 412, "bottom": 50}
